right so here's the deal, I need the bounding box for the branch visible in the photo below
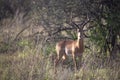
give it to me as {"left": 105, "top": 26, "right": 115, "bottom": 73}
{"left": 52, "top": 18, "right": 93, "bottom": 36}
{"left": 82, "top": 19, "right": 90, "bottom": 27}
{"left": 52, "top": 27, "right": 75, "bottom": 35}
{"left": 84, "top": 26, "right": 95, "bottom": 32}
{"left": 13, "top": 26, "right": 30, "bottom": 41}
{"left": 71, "top": 18, "right": 92, "bottom": 29}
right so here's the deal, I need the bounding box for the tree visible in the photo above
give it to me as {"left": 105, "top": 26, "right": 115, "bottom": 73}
{"left": 89, "top": 0, "right": 120, "bottom": 59}
{"left": 30, "top": 0, "right": 120, "bottom": 59}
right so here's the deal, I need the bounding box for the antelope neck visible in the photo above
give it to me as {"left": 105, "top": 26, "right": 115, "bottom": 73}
{"left": 76, "top": 38, "right": 84, "bottom": 48}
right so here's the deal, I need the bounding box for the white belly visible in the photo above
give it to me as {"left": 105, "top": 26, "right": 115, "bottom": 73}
{"left": 65, "top": 48, "right": 72, "bottom": 56}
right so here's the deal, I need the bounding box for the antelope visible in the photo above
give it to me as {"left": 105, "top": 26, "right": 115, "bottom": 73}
{"left": 54, "top": 23, "right": 85, "bottom": 72}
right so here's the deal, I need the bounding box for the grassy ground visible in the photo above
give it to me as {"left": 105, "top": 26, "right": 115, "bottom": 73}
{"left": 0, "top": 47, "right": 119, "bottom": 80}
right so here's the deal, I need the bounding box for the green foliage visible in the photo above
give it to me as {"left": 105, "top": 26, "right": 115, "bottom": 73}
{"left": 89, "top": 0, "right": 120, "bottom": 57}
{"left": 90, "top": 23, "right": 106, "bottom": 49}
{"left": 0, "top": 42, "right": 10, "bottom": 53}
{"left": 17, "top": 39, "right": 31, "bottom": 47}
{"left": 45, "top": 43, "right": 55, "bottom": 56}
{"left": 66, "top": 30, "right": 77, "bottom": 40}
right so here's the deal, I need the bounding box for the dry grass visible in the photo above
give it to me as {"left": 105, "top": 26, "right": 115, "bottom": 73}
{"left": 0, "top": 47, "right": 120, "bottom": 80}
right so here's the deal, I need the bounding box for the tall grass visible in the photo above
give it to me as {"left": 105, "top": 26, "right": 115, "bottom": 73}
{"left": 0, "top": 46, "right": 119, "bottom": 80}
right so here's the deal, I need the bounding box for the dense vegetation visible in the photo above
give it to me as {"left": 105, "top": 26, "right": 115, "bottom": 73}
{"left": 0, "top": 0, "right": 120, "bottom": 80}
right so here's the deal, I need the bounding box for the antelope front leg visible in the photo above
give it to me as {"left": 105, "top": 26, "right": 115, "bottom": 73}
{"left": 72, "top": 53, "right": 77, "bottom": 72}
{"left": 54, "top": 58, "right": 58, "bottom": 73}
{"left": 78, "top": 56, "right": 82, "bottom": 68}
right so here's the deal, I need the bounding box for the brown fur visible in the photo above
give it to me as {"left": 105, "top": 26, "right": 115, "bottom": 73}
{"left": 54, "top": 29, "right": 84, "bottom": 72}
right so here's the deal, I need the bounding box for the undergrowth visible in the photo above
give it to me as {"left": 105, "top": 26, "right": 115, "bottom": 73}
{"left": 0, "top": 46, "right": 119, "bottom": 80}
